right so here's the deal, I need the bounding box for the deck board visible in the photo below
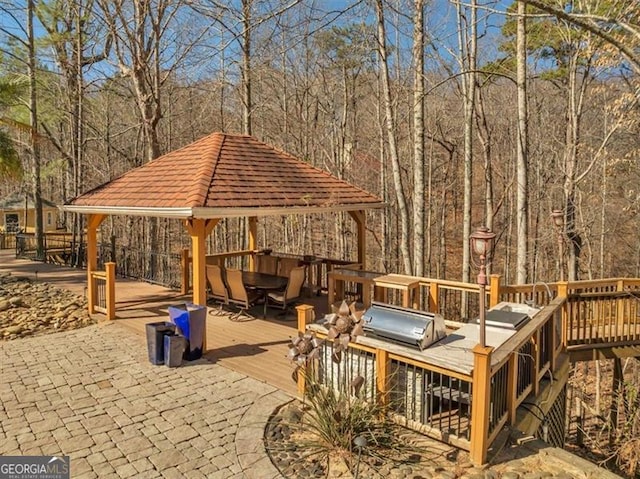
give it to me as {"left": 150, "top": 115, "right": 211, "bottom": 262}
{"left": 0, "top": 251, "right": 333, "bottom": 397}
{"left": 115, "top": 297, "right": 329, "bottom": 396}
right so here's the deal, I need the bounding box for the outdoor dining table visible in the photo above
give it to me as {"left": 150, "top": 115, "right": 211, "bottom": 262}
{"left": 242, "top": 271, "right": 287, "bottom": 318}
{"left": 242, "top": 271, "right": 287, "bottom": 291}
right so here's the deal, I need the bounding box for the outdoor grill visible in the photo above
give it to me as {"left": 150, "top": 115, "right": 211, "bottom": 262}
{"left": 362, "top": 302, "right": 446, "bottom": 350}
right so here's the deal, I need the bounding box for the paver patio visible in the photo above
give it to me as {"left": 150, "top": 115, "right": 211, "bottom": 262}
{"left": 0, "top": 321, "right": 289, "bottom": 478}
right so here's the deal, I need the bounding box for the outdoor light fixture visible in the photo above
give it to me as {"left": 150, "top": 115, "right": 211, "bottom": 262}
{"left": 353, "top": 435, "right": 368, "bottom": 479}
{"left": 470, "top": 226, "right": 496, "bottom": 348}
{"left": 550, "top": 209, "right": 565, "bottom": 282}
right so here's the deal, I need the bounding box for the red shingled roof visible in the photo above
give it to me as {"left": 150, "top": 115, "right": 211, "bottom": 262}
{"left": 65, "top": 133, "right": 383, "bottom": 218}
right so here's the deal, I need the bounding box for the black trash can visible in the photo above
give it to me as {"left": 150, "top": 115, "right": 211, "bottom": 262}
{"left": 145, "top": 322, "right": 176, "bottom": 365}
{"left": 168, "top": 303, "right": 207, "bottom": 360}
{"left": 164, "top": 334, "right": 187, "bottom": 367}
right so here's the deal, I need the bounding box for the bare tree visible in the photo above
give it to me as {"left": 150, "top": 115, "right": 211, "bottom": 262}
{"left": 36, "top": 0, "right": 110, "bottom": 265}
{"left": 515, "top": 0, "right": 528, "bottom": 283}
{"left": 455, "top": 0, "right": 477, "bottom": 284}
{"left": 412, "top": 0, "right": 425, "bottom": 277}
{"left": 374, "top": 0, "right": 412, "bottom": 274}
{"left": 27, "top": 0, "right": 43, "bottom": 259}
{"left": 517, "top": 0, "right": 640, "bottom": 76}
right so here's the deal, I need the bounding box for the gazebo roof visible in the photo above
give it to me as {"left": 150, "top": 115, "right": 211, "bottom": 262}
{"left": 63, "top": 133, "right": 384, "bottom": 218}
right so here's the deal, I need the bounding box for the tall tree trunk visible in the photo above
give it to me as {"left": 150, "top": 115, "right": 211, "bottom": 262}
{"left": 27, "top": 0, "right": 44, "bottom": 260}
{"left": 376, "top": 61, "right": 388, "bottom": 272}
{"left": 375, "top": 0, "right": 412, "bottom": 275}
{"left": 563, "top": 50, "right": 589, "bottom": 281}
{"left": 515, "top": 0, "right": 529, "bottom": 284}
{"left": 242, "top": 0, "right": 252, "bottom": 136}
{"left": 475, "top": 88, "right": 494, "bottom": 233}
{"left": 412, "top": 0, "right": 425, "bottom": 277}
{"left": 457, "top": 0, "right": 477, "bottom": 284}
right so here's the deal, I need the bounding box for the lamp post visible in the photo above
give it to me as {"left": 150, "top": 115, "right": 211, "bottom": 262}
{"left": 550, "top": 209, "right": 565, "bottom": 282}
{"left": 470, "top": 226, "right": 496, "bottom": 348}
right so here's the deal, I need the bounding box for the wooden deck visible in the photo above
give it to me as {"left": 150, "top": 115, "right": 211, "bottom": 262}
{"left": 0, "top": 250, "right": 330, "bottom": 396}
{"left": 116, "top": 305, "right": 305, "bottom": 395}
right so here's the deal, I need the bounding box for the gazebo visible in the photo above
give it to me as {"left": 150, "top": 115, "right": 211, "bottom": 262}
{"left": 62, "top": 132, "right": 384, "bottom": 311}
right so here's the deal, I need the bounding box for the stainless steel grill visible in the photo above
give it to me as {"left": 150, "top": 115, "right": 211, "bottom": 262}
{"left": 362, "top": 302, "right": 446, "bottom": 350}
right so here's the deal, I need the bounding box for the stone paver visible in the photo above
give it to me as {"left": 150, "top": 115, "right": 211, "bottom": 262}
{"left": 0, "top": 322, "right": 288, "bottom": 478}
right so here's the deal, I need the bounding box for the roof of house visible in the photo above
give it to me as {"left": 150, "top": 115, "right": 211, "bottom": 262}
{"left": 63, "top": 132, "right": 384, "bottom": 218}
{"left": 0, "top": 193, "right": 57, "bottom": 211}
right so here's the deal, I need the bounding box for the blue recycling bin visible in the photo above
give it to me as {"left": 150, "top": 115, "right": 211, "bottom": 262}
{"left": 168, "top": 303, "right": 206, "bottom": 360}
{"left": 145, "top": 322, "right": 176, "bottom": 365}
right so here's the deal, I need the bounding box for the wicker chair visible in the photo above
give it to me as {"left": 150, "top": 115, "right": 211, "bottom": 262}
{"left": 277, "top": 257, "right": 301, "bottom": 278}
{"left": 206, "top": 264, "right": 229, "bottom": 310}
{"left": 266, "top": 266, "right": 306, "bottom": 315}
{"left": 256, "top": 255, "right": 278, "bottom": 275}
{"left": 226, "top": 268, "right": 261, "bottom": 319}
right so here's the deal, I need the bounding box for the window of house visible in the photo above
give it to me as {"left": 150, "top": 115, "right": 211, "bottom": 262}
{"left": 5, "top": 213, "right": 19, "bottom": 233}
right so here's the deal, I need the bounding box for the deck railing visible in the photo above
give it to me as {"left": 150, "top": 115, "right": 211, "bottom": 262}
{"left": 296, "top": 279, "right": 571, "bottom": 466}
{"left": 488, "top": 298, "right": 565, "bottom": 447}
{"left": 0, "top": 232, "right": 17, "bottom": 250}
{"left": 15, "top": 232, "right": 73, "bottom": 262}
{"left": 305, "top": 325, "right": 475, "bottom": 451}
{"left": 88, "top": 262, "right": 115, "bottom": 320}
{"left": 565, "top": 280, "right": 640, "bottom": 346}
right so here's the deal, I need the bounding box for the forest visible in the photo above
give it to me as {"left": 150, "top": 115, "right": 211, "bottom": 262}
{"left": 1, "top": 1, "right": 639, "bottom": 476}
{"left": 0, "top": 0, "right": 639, "bottom": 285}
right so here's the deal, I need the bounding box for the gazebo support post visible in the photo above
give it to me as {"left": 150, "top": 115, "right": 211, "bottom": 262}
{"left": 184, "top": 218, "right": 219, "bottom": 353}
{"left": 185, "top": 218, "right": 219, "bottom": 308}
{"left": 86, "top": 214, "right": 106, "bottom": 315}
{"left": 348, "top": 210, "right": 366, "bottom": 268}
{"left": 248, "top": 216, "right": 257, "bottom": 271}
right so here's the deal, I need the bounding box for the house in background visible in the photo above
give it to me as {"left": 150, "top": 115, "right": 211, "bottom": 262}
{"left": 0, "top": 193, "right": 60, "bottom": 233}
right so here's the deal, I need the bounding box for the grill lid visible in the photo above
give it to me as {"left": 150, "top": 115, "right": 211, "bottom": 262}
{"left": 362, "top": 302, "right": 446, "bottom": 350}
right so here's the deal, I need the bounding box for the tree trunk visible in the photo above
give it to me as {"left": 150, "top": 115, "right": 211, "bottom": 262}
{"left": 412, "top": 0, "right": 425, "bottom": 277}
{"left": 27, "top": 0, "right": 44, "bottom": 260}
{"left": 242, "top": 0, "right": 252, "bottom": 135}
{"left": 475, "top": 88, "right": 494, "bottom": 233}
{"left": 457, "top": 0, "right": 477, "bottom": 284}
{"left": 563, "top": 50, "right": 589, "bottom": 281}
{"left": 515, "top": 0, "right": 529, "bottom": 284}
{"left": 374, "top": 0, "right": 412, "bottom": 275}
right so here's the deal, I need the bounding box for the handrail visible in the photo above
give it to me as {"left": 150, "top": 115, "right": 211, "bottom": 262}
{"left": 207, "top": 249, "right": 255, "bottom": 260}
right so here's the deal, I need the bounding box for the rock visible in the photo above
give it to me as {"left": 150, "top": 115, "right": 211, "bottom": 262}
{"left": 0, "top": 276, "right": 95, "bottom": 341}
{"left": 501, "top": 473, "right": 521, "bottom": 479}
{"left": 5, "top": 325, "right": 23, "bottom": 335}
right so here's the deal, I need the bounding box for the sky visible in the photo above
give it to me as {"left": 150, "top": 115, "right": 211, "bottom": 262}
{"left": 0, "top": 0, "right": 513, "bottom": 85}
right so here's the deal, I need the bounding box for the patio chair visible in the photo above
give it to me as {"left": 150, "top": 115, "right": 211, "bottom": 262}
{"left": 256, "top": 254, "right": 278, "bottom": 275}
{"left": 277, "top": 257, "right": 301, "bottom": 278}
{"left": 206, "top": 264, "right": 229, "bottom": 310}
{"left": 226, "top": 268, "right": 262, "bottom": 320}
{"left": 266, "top": 266, "right": 306, "bottom": 316}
